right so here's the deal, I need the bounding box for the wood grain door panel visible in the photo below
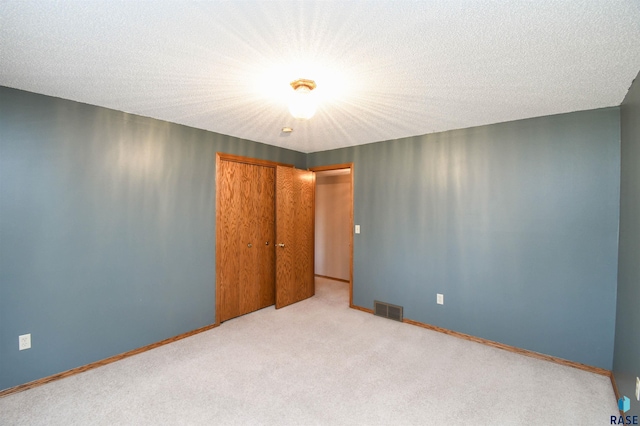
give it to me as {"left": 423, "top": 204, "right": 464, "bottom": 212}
{"left": 275, "top": 166, "right": 315, "bottom": 309}
{"left": 218, "top": 159, "right": 242, "bottom": 322}
{"left": 218, "top": 160, "right": 275, "bottom": 322}
{"left": 257, "top": 165, "right": 276, "bottom": 309}
{"left": 219, "top": 157, "right": 312, "bottom": 321}
{"left": 238, "top": 162, "right": 260, "bottom": 316}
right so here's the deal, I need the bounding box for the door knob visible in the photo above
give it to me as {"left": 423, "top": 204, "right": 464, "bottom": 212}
{"left": 265, "top": 241, "right": 269, "bottom": 245}
{"left": 247, "top": 243, "right": 252, "bottom": 248}
{"left": 277, "top": 243, "right": 285, "bottom": 248}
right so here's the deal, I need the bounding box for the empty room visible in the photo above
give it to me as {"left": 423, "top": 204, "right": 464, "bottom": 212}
{"left": 1, "top": 1, "right": 640, "bottom": 425}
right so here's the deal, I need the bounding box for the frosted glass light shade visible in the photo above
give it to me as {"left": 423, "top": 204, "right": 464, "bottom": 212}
{"left": 289, "top": 79, "right": 317, "bottom": 119}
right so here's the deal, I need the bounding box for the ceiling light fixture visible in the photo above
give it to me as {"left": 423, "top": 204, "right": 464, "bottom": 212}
{"left": 289, "top": 78, "right": 317, "bottom": 120}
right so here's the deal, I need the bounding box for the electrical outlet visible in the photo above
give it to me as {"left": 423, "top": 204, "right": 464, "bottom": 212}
{"left": 19, "top": 333, "right": 31, "bottom": 351}
{"left": 636, "top": 377, "right": 639, "bottom": 401}
{"left": 437, "top": 293, "right": 444, "bottom": 305}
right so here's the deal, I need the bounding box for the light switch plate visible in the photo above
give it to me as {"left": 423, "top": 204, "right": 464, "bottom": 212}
{"left": 635, "top": 376, "right": 639, "bottom": 401}
{"left": 355, "top": 225, "right": 360, "bottom": 234}
{"left": 437, "top": 294, "right": 444, "bottom": 305}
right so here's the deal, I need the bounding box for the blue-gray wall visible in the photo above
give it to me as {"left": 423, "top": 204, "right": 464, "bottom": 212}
{"left": 308, "top": 108, "right": 621, "bottom": 370}
{"left": 614, "top": 71, "right": 640, "bottom": 416}
{"left": 0, "top": 86, "right": 306, "bottom": 390}
{"left": 0, "top": 84, "right": 625, "bottom": 391}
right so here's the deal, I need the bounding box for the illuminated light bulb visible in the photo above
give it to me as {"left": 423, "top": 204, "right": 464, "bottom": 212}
{"left": 289, "top": 79, "right": 317, "bottom": 119}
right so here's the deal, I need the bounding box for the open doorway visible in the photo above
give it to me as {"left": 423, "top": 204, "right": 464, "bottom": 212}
{"left": 310, "top": 164, "right": 354, "bottom": 306}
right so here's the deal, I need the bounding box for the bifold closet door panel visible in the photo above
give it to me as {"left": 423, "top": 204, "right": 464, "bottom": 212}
{"left": 238, "top": 162, "right": 261, "bottom": 316}
{"left": 218, "top": 159, "right": 242, "bottom": 322}
{"left": 219, "top": 160, "right": 276, "bottom": 322}
{"left": 256, "top": 165, "right": 276, "bottom": 309}
{"left": 275, "top": 166, "right": 315, "bottom": 309}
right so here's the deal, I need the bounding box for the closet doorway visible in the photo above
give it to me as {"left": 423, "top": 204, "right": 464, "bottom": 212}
{"left": 310, "top": 163, "right": 354, "bottom": 306}
{"left": 216, "top": 153, "right": 315, "bottom": 324}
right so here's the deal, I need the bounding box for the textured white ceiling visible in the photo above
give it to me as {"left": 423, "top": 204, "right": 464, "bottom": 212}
{"left": 1, "top": 1, "right": 639, "bottom": 153}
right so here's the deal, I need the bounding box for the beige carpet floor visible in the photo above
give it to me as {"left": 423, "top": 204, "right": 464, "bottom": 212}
{"left": 0, "top": 277, "right": 618, "bottom": 425}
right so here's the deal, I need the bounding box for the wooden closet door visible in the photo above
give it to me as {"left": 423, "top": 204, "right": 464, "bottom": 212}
{"left": 218, "top": 160, "right": 275, "bottom": 322}
{"left": 275, "top": 166, "right": 315, "bottom": 309}
{"left": 238, "top": 162, "right": 260, "bottom": 316}
{"left": 256, "top": 165, "right": 276, "bottom": 309}
{"left": 218, "top": 159, "right": 242, "bottom": 322}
